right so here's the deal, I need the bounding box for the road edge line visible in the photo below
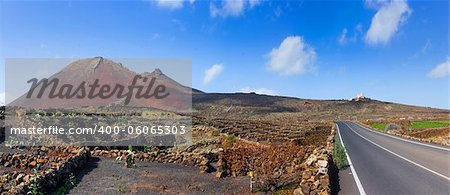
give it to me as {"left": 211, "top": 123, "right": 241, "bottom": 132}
{"left": 336, "top": 123, "right": 367, "bottom": 195}
{"left": 344, "top": 123, "right": 450, "bottom": 181}
{"left": 353, "top": 122, "right": 450, "bottom": 152}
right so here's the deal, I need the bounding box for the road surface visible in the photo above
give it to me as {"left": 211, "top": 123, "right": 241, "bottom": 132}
{"left": 336, "top": 121, "right": 450, "bottom": 195}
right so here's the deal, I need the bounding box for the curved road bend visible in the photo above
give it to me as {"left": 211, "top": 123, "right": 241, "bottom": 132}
{"left": 336, "top": 121, "right": 450, "bottom": 195}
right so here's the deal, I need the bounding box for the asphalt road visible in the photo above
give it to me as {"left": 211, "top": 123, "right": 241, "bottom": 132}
{"left": 336, "top": 121, "right": 450, "bottom": 195}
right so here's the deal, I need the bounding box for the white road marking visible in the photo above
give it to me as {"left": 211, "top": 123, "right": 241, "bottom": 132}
{"left": 353, "top": 122, "right": 450, "bottom": 152}
{"left": 336, "top": 123, "right": 367, "bottom": 195}
{"left": 344, "top": 122, "right": 450, "bottom": 181}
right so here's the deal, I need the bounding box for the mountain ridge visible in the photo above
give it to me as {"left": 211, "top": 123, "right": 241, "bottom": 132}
{"left": 9, "top": 57, "right": 194, "bottom": 111}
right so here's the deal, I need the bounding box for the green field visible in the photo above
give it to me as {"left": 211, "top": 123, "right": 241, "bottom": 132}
{"left": 408, "top": 120, "right": 450, "bottom": 129}
{"left": 370, "top": 120, "right": 450, "bottom": 131}
{"left": 370, "top": 123, "right": 387, "bottom": 131}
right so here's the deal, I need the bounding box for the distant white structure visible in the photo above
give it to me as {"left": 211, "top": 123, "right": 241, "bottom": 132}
{"left": 356, "top": 92, "right": 365, "bottom": 100}
{"left": 351, "top": 92, "right": 370, "bottom": 101}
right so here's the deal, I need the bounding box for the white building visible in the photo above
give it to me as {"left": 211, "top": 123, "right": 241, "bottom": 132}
{"left": 352, "top": 92, "right": 369, "bottom": 101}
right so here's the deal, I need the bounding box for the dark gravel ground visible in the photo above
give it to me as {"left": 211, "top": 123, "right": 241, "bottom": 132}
{"left": 68, "top": 157, "right": 251, "bottom": 195}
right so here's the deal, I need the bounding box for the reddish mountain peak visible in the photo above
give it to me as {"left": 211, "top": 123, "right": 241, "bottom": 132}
{"left": 61, "top": 57, "right": 131, "bottom": 74}
{"left": 9, "top": 57, "right": 197, "bottom": 111}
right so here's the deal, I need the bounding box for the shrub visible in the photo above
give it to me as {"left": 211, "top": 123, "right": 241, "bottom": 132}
{"left": 333, "top": 135, "right": 348, "bottom": 170}
{"left": 222, "top": 134, "right": 237, "bottom": 148}
{"left": 52, "top": 173, "right": 77, "bottom": 195}
{"left": 28, "top": 164, "right": 43, "bottom": 195}
{"left": 125, "top": 145, "right": 136, "bottom": 168}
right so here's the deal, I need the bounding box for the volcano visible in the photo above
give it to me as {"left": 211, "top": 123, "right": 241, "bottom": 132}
{"left": 9, "top": 57, "right": 198, "bottom": 112}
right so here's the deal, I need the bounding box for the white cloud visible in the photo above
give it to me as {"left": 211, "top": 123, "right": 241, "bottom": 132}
{"left": 274, "top": 6, "right": 282, "bottom": 18}
{"left": 267, "top": 36, "right": 317, "bottom": 75}
{"left": 210, "top": 0, "right": 244, "bottom": 18}
{"left": 338, "top": 24, "right": 363, "bottom": 45}
{"left": 0, "top": 92, "right": 4, "bottom": 105}
{"left": 338, "top": 28, "right": 349, "bottom": 45}
{"left": 365, "top": 0, "right": 411, "bottom": 45}
{"left": 240, "top": 87, "right": 277, "bottom": 95}
{"left": 210, "top": 0, "right": 262, "bottom": 18}
{"left": 428, "top": 59, "right": 450, "bottom": 78}
{"left": 203, "top": 64, "right": 224, "bottom": 84}
{"left": 155, "top": 0, "right": 185, "bottom": 9}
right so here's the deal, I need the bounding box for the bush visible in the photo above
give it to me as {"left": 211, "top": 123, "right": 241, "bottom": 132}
{"left": 333, "top": 135, "right": 348, "bottom": 170}
{"left": 28, "top": 164, "right": 43, "bottom": 195}
{"left": 222, "top": 134, "right": 236, "bottom": 148}
{"left": 52, "top": 173, "right": 77, "bottom": 195}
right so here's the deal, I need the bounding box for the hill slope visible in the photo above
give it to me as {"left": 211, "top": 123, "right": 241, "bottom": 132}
{"left": 192, "top": 93, "right": 449, "bottom": 121}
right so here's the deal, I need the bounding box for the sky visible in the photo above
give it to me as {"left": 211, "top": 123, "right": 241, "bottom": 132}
{"left": 0, "top": 0, "right": 448, "bottom": 109}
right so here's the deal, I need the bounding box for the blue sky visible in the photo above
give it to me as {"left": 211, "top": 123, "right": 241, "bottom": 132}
{"left": 0, "top": 0, "right": 448, "bottom": 109}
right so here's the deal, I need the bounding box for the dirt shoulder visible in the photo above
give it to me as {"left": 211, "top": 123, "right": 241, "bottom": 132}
{"left": 69, "top": 156, "right": 251, "bottom": 195}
